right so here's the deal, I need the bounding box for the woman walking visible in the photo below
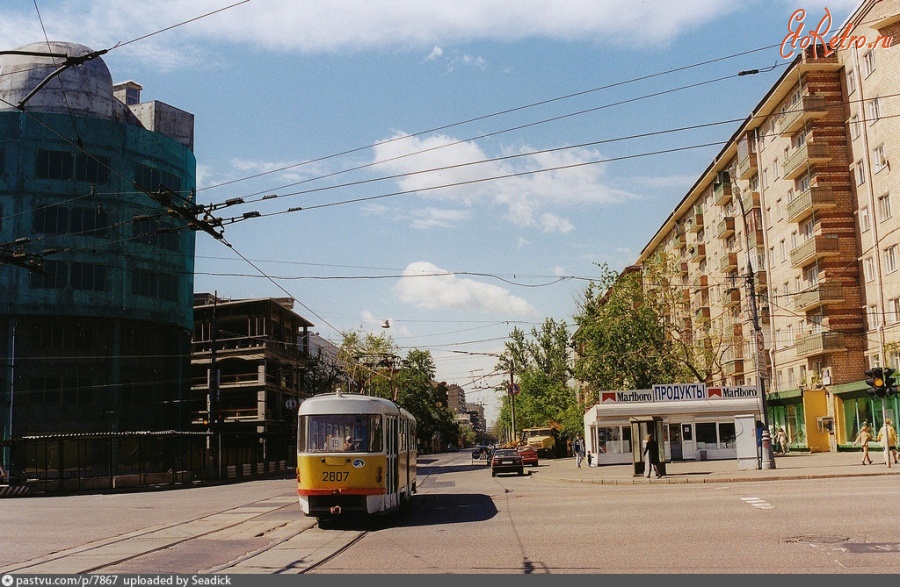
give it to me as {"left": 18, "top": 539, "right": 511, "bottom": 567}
{"left": 855, "top": 424, "right": 874, "bottom": 465}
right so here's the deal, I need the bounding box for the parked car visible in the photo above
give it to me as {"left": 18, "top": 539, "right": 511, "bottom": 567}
{"left": 516, "top": 445, "right": 539, "bottom": 467}
{"left": 490, "top": 448, "right": 525, "bottom": 477}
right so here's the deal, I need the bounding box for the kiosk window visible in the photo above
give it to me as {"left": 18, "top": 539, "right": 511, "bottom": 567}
{"left": 696, "top": 423, "right": 717, "bottom": 446}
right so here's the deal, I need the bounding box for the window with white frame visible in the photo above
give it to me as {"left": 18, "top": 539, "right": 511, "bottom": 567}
{"left": 885, "top": 245, "right": 898, "bottom": 273}
{"left": 787, "top": 323, "right": 795, "bottom": 347}
{"left": 860, "top": 206, "right": 871, "bottom": 232}
{"left": 780, "top": 239, "right": 786, "bottom": 262}
{"left": 888, "top": 297, "right": 900, "bottom": 324}
{"left": 869, "top": 305, "right": 881, "bottom": 329}
{"left": 850, "top": 114, "right": 860, "bottom": 139}
{"left": 864, "top": 256, "right": 876, "bottom": 282}
{"left": 863, "top": 50, "right": 876, "bottom": 77}
{"left": 847, "top": 69, "right": 856, "bottom": 94}
{"left": 804, "top": 265, "right": 819, "bottom": 286}
{"left": 874, "top": 145, "right": 888, "bottom": 173}
{"left": 856, "top": 161, "right": 867, "bottom": 185}
{"left": 868, "top": 98, "right": 881, "bottom": 124}
{"left": 877, "top": 193, "right": 892, "bottom": 221}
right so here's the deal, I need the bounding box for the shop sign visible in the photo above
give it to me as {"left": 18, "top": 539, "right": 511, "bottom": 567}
{"left": 707, "top": 386, "right": 759, "bottom": 399}
{"left": 652, "top": 383, "right": 706, "bottom": 401}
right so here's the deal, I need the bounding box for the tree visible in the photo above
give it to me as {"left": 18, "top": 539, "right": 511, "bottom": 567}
{"left": 572, "top": 263, "right": 680, "bottom": 403}
{"left": 394, "top": 349, "right": 459, "bottom": 451}
{"left": 494, "top": 319, "right": 580, "bottom": 440}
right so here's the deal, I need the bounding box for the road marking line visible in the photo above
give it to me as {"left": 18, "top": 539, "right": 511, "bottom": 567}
{"left": 741, "top": 497, "right": 774, "bottom": 509}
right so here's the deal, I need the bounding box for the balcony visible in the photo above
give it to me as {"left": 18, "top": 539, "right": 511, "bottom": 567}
{"left": 748, "top": 227, "right": 765, "bottom": 249}
{"left": 786, "top": 186, "right": 836, "bottom": 224}
{"left": 755, "top": 270, "right": 768, "bottom": 292}
{"left": 716, "top": 216, "right": 735, "bottom": 239}
{"left": 783, "top": 142, "right": 831, "bottom": 180}
{"left": 724, "top": 359, "right": 744, "bottom": 377}
{"left": 679, "top": 261, "right": 689, "bottom": 275}
{"left": 736, "top": 152, "right": 757, "bottom": 180}
{"left": 777, "top": 94, "right": 828, "bottom": 136}
{"left": 793, "top": 283, "right": 844, "bottom": 313}
{"left": 691, "top": 243, "right": 706, "bottom": 263}
{"left": 741, "top": 190, "right": 760, "bottom": 212}
{"left": 724, "top": 287, "right": 742, "bottom": 308}
{"left": 672, "top": 229, "right": 687, "bottom": 249}
{"left": 688, "top": 205, "right": 704, "bottom": 233}
{"left": 695, "top": 306, "right": 711, "bottom": 320}
{"left": 790, "top": 234, "right": 840, "bottom": 268}
{"left": 796, "top": 331, "right": 846, "bottom": 358}
{"left": 713, "top": 181, "right": 732, "bottom": 206}
{"left": 719, "top": 252, "right": 738, "bottom": 273}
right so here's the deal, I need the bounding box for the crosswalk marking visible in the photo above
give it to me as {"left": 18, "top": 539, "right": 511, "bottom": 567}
{"left": 741, "top": 496, "right": 774, "bottom": 509}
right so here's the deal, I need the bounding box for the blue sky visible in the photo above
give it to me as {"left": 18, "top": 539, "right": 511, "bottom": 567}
{"left": 1, "top": 0, "right": 861, "bottom": 424}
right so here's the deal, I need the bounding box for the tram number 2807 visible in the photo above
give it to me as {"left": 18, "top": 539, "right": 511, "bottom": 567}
{"left": 322, "top": 471, "right": 349, "bottom": 482}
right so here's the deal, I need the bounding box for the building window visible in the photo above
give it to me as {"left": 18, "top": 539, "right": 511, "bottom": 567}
{"left": 69, "top": 263, "right": 107, "bottom": 292}
{"left": 35, "top": 149, "right": 109, "bottom": 183}
{"left": 132, "top": 217, "right": 182, "bottom": 251}
{"left": 868, "top": 305, "right": 881, "bottom": 329}
{"left": 34, "top": 206, "right": 109, "bottom": 238}
{"left": 860, "top": 205, "right": 871, "bottom": 232}
{"left": 888, "top": 298, "right": 900, "bottom": 324}
{"left": 132, "top": 269, "right": 179, "bottom": 301}
{"left": 856, "top": 161, "right": 866, "bottom": 186}
{"left": 868, "top": 98, "right": 881, "bottom": 124}
{"left": 847, "top": 69, "right": 856, "bottom": 94}
{"left": 134, "top": 164, "right": 181, "bottom": 193}
{"left": 885, "top": 245, "right": 898, "bottom": 274}
{"left": 877, "top": 193, "right": 892, "bottom": 221}
{"left": 850, "top": 114, "right": 860, "bottom": 139}
{"left": 874, "top": 145, "right": 888, "bottom": 173}
{"left": 863, "top": 50, "right": 876, "bottom": 77}
{"left": 29, "top": 260, "right": 67, "bottom": 289}
{"left": 864, "top": 256, "right": 876, "bottom": 282}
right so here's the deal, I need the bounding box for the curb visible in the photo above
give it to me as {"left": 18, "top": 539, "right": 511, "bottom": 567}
{"left": 542, "top": 469, "right": 900, "bottom": 485}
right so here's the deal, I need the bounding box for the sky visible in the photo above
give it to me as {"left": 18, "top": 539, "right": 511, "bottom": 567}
{"left": 1, "top": 0, "right": 863, "bottom": 426}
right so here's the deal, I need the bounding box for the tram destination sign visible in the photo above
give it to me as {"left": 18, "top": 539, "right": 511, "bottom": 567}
{"left": 600, "top": 384, "right": 760, "bottom": 404}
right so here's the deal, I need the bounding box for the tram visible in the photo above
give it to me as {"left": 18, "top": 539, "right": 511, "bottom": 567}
{"left": 296, "top": 390, "right": 417, "bottom": 522}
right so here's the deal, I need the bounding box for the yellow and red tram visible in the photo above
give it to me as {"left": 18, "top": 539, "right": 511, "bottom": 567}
{"left": 296, "top": 391, "right": 417, "bottom": 522}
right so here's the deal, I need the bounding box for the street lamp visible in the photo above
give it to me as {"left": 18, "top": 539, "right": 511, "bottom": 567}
{"left": 734, "top": 184, "right": 776, "bottom": 470}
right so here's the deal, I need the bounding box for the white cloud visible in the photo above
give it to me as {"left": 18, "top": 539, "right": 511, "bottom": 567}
{"left": 425, "top": 46, "right": 443, "bottom": 61}
{"left": 0, "top": 1, "right": 739, "bottom": 64}
{"left": 408, "top": 207, "right": 471, "bottom": 230}
{"left": 370, "top": 132, "right": 635, "bottom": 232}
{"left": 396, "top": 261, "right": 537, "bottom": 316}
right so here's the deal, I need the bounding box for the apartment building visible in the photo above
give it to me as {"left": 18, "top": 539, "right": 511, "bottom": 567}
{"left": 629, "top": 0, "right": 899, "bottom": 453}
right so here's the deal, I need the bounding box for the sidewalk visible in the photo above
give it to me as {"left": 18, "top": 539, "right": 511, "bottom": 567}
{"left": 533, "top": 450, "right": 900, "bottom": 485}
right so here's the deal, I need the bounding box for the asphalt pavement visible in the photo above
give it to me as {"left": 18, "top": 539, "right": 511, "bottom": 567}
{"left": 483, "top": 449, "right": 900, "bottom": 485}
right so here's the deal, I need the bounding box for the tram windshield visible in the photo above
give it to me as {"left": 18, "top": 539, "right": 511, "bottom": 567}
{"left": 298, "top": 414, "right": 383, "bottom": 453}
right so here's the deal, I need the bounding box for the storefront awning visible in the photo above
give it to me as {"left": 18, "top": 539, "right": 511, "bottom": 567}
{"left": 588, "top": 398, "right": 762, "bottom": 421}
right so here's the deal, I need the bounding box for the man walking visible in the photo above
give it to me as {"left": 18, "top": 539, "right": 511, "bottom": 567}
{"left": 573, "top": 436, "right": 585, "bottom": 468}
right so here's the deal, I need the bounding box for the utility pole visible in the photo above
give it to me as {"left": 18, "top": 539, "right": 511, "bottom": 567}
{"left": 735, "top": 185, "right": 775, "bottom": 470}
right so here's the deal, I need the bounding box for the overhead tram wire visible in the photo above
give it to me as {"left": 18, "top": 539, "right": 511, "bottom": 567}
{"left": 197, "top": 43, "right": 784, "bottom": 195}
{"left": 204, "top": 64, "right": 787, "bottom": 214}
{"left": 219, "top": 140, "right": 731, "bottom": 225}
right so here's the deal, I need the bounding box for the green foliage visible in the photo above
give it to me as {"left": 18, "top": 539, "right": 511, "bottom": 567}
{"left": 493, "top": 318, "right": 580, "bottom": 440}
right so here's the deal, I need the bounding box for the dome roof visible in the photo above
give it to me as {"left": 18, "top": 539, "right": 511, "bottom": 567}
{"left": 0, "top": 41, "right": 116, "bottom": 119}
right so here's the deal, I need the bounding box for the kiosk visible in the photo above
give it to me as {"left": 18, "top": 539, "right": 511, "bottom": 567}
{"left": 585, "top": 384, "right": 764, "bottom": 467}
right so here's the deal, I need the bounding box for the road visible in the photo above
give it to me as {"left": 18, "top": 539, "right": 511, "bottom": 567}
{"left": 2, "top": 452, "right": 899, "bottom": 574}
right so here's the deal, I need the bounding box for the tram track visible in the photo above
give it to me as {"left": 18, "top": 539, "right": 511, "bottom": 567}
{"left": 0, "top": 495, "right": 323, "bottom": 575}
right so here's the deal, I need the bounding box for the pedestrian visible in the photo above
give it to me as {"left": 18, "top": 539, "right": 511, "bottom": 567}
{"left": 586, "top": 451, "right": 593, "bottom": 467}
{"left": 573, "top": 436, "right": 585, "bottom": 468}
{"left": 775, "top": 427, "right": 788, "bottom": 455}
{"left": 876, "top": 419, "right": 899, "bottom": 464}
{"left": 642, "top": 433, "right": 662, "bottom": 478}
{"left": 854, "top": 424, "right": 874, "bottom": 465}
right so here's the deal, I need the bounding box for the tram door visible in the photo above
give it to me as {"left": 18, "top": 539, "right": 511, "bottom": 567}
{"left": 386, "top": 415, "right": 398, "bottom": 509}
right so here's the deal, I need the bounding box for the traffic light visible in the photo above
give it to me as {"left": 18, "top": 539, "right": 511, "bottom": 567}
{"left": 885, "top": 368, "right": 897, "bottom": 397}
{"left": 865, "top": 367, "right": 886, "bottom": 397}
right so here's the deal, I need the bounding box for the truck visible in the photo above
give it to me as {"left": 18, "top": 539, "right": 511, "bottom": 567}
{"left": 521, "top": 424, "right": 565, "bottom": 458}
